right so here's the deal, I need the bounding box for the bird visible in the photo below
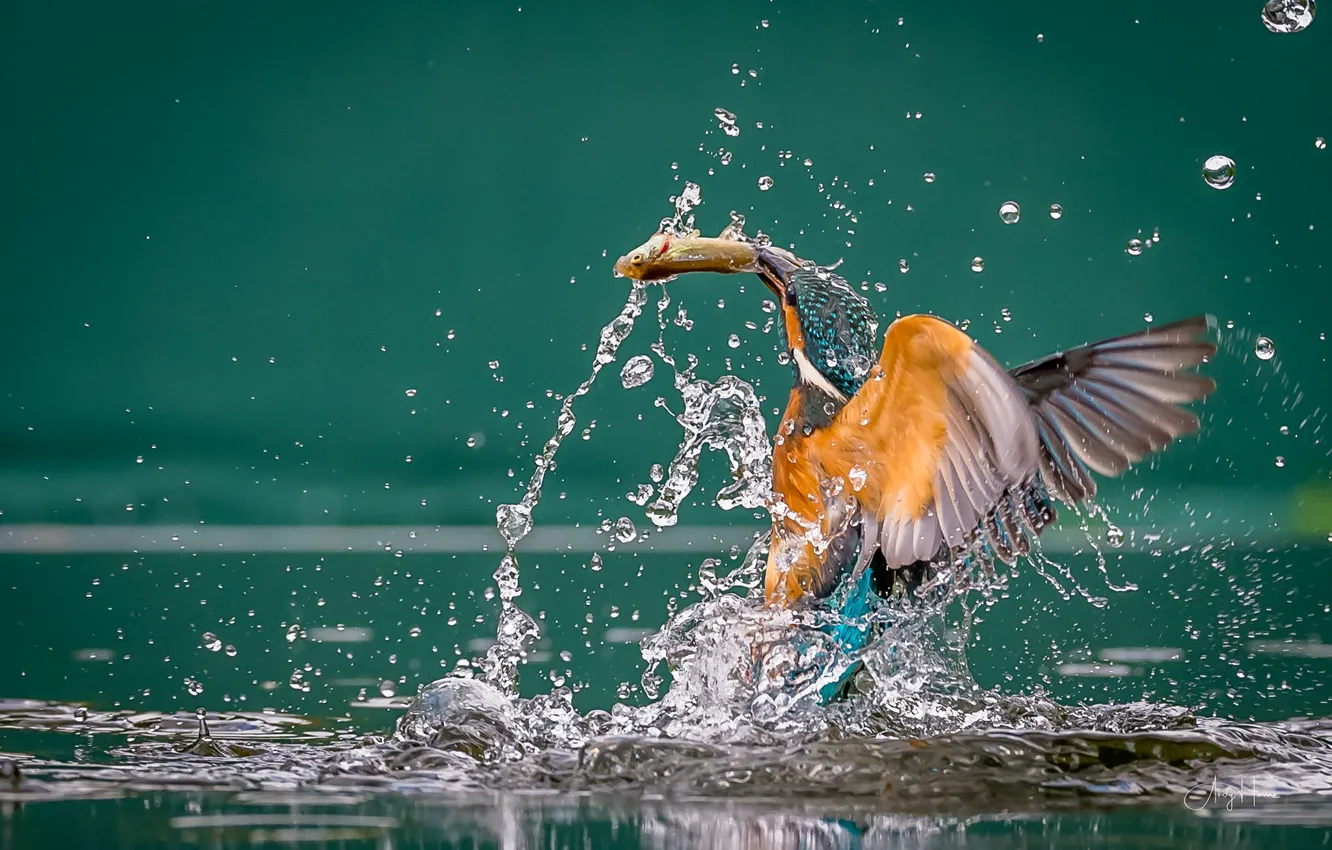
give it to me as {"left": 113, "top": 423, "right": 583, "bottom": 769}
{"left": 614, "top": 230, "right": 1216, "bottom": 700}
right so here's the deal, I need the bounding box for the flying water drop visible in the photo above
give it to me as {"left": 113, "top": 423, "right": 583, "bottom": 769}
{"left": 1106, "top": 524, "right": 1125, "bottom": 548}
{"left": 1127, "top": 238, "right": 1144, "bottom": 256}
{"left": 614, "top": 516, "right": 639, "bottom": 543}
{"left": 1049, "top": 203, "right": 1064, "bottom": 219}
{"left": 1203, "top": 155, "right": 1236, "bottom": 189}
{"left": 1261, "top": 0, "right": 1316, "bottom": 33}
{"left": 758, "top": 175, "right": 774, "bottom": 191}
{"left": 201, "top": 632, "right": 222, "bottom": 652}
{"left": 1318, "top": 137, "right": 1327, "bottom": 150}
{"left": 970, "top": 257, "right": 985, "bottom": 273}
{"left": 923, "top": 172, "right": 936, "bottom": 183}
{"left": 714, "top": 107, "right": 740, "bottom": 137}
{"left": 621, "top": 355, "right": 654, "bottom": 389}
{"left": 999, "top": 201, "right": 1021, "bottom": 224}
{"left": 1255, "top": 336, "right": 1276, "bottom": 360}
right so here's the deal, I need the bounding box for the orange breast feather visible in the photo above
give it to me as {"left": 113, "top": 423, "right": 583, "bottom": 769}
{"left": 821, "top": 315, "right": 974, "bottom": 523}
{"left": 763, "top": 315, "right": 977, "bottom": 604}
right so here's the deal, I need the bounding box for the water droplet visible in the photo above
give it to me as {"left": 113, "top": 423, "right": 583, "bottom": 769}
{"left": 285, "top": 624, "right": 301, "bottom": 643}
{"left": 898, "top": 258, "right": 909, "bottom": 273}
{"left": 1255, "top": 336, "right": 1276, "bottom": 360}
{"left": 289, "top": 670, "right": 305, "bottom": 690}
{"left": 758, "top": 175, "right": 774, "bottom": 191}
{"left": 999, "top": 201, "right": 1021, "bottom": 224}
{"left": 718, "top": 149, "right": 733, "bottom": 166}
{"left": 201, "top": 632, "right": 221, "bottom": 652}
{"left": 589, "top": 553, "right": 603, "bottom": 572}
{"left": 649, "top": 463, "right": 664, "bottom": 483}
{"left": 1126, "top": 238, "right": 1144, "bottom": 256}
{"left": 727, "top": 334, "right": 742, "bottom": 349}
{"left": 495, "top": 502, "right": 533, "bottom": 549}
{"left": 628, "top": 483, "right": 654, "bottom": 505}
{"left": 620, "top": 355, "right": 654, "bottom": 389}
{"left": 1144, "top": 313, "right": 1154, "bottom": 323}
{"left": 184, "top": 677, "right": 204, "bottom": 697}
{"left": 848, "top": 466, "right": 868, "bottom": 492}
{"left": 379, "top": 680, "right": 396, "bottom": 698}
{"left": 970, "top": 257, "right": 985, "bottom": 273}
{"left": 196, "top": 706, "right": 207, "bottom": 720}
{"left": 760, "top": 19, "right": 769, "bottom": 27}
{"left": 1318, "top": 137, "right": 1328, "bottom": 150}
{"left": 224, "top": 644, "right": 237, "bottom": 657}
{"left": 923, "top": 172, "right": 936, "bottom": 183}
{"left": 1261, "top": 0, "right": 1315, "bottom": 33}
{"left": 1049, "top": 203, "right": 1064, "bottom": 219}
{"left": 1203, "top": 155, "right": 1236, "bottom": 190}
{"left": 614, "top": 516, "right": 638, "bottom": 544}
{"left": 1106, "top": 524, "right": 1125, "bottom": 547}
{"left": 405, "top": 388, "right": 417, "bottom": 398}
{"left": 1275, "top": 455, "right": 1287, "bottom": 468}
{"left": 714, "top": 107, "right": 740, "bottom": 137}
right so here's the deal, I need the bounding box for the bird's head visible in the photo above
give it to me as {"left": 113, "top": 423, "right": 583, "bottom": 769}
{"left": 612, "top": 230, "right": 878, "bottom": 413}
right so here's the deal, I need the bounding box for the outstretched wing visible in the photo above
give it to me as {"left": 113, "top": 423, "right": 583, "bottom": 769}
{"left": 1009, "top": 316, "right": 1216, "bottom": 506}
{"left": 819, "top": 314, "right": 1215, "bottom": 572}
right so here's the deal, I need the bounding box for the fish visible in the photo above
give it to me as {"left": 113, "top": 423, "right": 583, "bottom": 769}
{"left": 614, "top": 231, "right": 764, "bottom": 282}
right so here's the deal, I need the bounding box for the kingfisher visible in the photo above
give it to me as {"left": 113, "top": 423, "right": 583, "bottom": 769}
{"left": 614, "top": 229, "right": 1216, "bottom": 701}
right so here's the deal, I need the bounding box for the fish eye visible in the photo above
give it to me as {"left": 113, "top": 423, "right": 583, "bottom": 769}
{"left": 630, "top": 253, "right": 644, "bottom": 264}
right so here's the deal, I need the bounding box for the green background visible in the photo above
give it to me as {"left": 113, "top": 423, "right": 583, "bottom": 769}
{"left": 3, "top": 0, "right": 1331, "bottom": 722}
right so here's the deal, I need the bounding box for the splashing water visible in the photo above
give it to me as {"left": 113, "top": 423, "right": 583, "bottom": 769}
{"left": 495, "top": 283, "right": 650, "bottom": 550}
{"left": 485, "top": 282, "right": 650, "bottom": 693}
{"left": 645, "top": 374, "right": 773, "bottom": 528}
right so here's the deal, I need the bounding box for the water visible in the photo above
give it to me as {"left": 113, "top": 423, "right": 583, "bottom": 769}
{"left": 1204, "top": 154, "right": 1238, "bottom": 189}
{"left": 7, "top": 186, "right": 1332, "bottom": 847}
{"left": 9, "top": 14, "right": 1332, "bottom": 841}
{"left": 998, "top": 201, "right": 1021, "bottom": 224}
{"left": 619, "top": 355, "right": 654, "bottom": 389}
{"left": 1261, "top": 0, "right": 1317, "bottom": 33}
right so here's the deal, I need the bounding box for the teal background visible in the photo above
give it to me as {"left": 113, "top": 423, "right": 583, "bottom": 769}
{"left": 3, "top": 0, "right": 1332, "bottom": 724}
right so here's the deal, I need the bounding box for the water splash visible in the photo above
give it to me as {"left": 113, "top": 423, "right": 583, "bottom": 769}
{"left": 496, "top": 282, "right": 650, "bottom": 549}
{"left": 644, "top": 375, "right": 772, "bottom": 528}
{"left": 485, "top": 281, "right": 650, "bottom": 693}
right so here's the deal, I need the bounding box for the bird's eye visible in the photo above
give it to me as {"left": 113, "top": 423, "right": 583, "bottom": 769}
{"left": 630, "top": 253, "right": 644, "bottom": 264}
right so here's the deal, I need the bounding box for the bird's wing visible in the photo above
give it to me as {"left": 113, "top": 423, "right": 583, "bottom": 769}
{"left": 819, "top": 314, "right": 1215, "bottom": 571}
{"left": 1008, "top": 315, "right": 1216, "bottom": 506}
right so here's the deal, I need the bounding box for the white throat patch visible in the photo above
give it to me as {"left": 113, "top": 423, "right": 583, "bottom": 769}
{"left": 791, "top": 347, "right": 847, "bottom": 402}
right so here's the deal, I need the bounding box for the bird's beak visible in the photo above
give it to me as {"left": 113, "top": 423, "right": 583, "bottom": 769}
{"left": 754, "top": 245, "right": 800, "bottom": 299}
